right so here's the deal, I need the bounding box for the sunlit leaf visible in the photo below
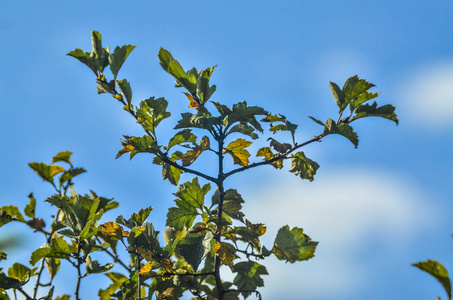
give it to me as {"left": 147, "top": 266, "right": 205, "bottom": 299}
{"left": 228, "top": 123, "right": 259, "bottom": 140}
{"left": 272, "top": 225, "right": 318, "bottom": 263}
{"left": 224, "top": 138, "right": 252, "bottom": 166}
{"left": 329, "top": 81, "right": 345, "bottom": 109}
{"left": 130, "top": 206, "right": 153, "bottom": 226}
{"left": 59, "top": 168, "right": 86, "bottom": 186}
{"left": 28, "top": 162, "right": 54, "bottom": 184}
{"left": 100, "top": 221, "right": 128, "bottom": 240}
{"left": 52, "top": 151, "right": 73, "bottom": 165}
{"left": 86, "top": 255, "right": 114, "bottom": 274}
{"left": 413, "top": 260, "right": 451, "bottom": 300}
{"left": 256, "top": 147, "right": 283, "bottom": 169}
{"left": 167, "top": 129, "right": 197, "bottom": 150}
{"left": 213, "top": 242, "right": 238, "bottom": 267}
{"left": 136, "top": 97, "right": 171, "bottom": 133}
{"left": 182, "top": 136, "right": 210, "bottom": 166}
{"left": 45, "top": 258, "right": 60, "bottom": 280}
{"left": 227, "top": 101, "right": 268, "bottom": 133}
{"left": 8, "top": 263, "right": 36, "bottom": 282}
{"left": 342, "top": 75, "right": 375, "bottom": 110}
{"left": 117, "top": 79, "right": 132, "bottom": 107}
{"left": 24, "top": 193, "right": 36, "bottom": 218}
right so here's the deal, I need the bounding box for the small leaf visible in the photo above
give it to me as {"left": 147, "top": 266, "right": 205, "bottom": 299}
{"left": 109, "top": 44, "right": 136, "bottom": 79}
{"left": 181, "top": 136, "right": 210, "bottom": 166}
{"left": 228, "top": 123, "right": 259, "bottom": 140}
{"left": 224, "top": 138, "right": 252, "bottom": 167}
{"left": 342, "top": 75, "right": 375, "bottom": 110}
{"left": 86, "top": 255, "right": 114, "bottom": 274}
{"left": 183, "top": 92, "right": 199, "bottom": 109}
{"left": 167, "top": 129, "right": 197, "bottom": 150}
{"left": 45, "top": 258, "right": 60, "bottom": 280}
{"left": 130, "top": 206, "right": 153, "bottom": 226}
{"left": 24, "top": 193, "right": 36, "bottom": 218}
{"left": 289, "top": 151, "right": 319, "bottom": 181}
{"left": 59, "top": 168, "right": 86, "bottom": 186}
{"left": 29, "top": 162, "right": 54, "bottom": 184}
{"left": 272, "top": 225, "right": 318, "bottom": 263}
{"left": 117, "top": 79, "right": 132, "bottom": 107}
{"left": 100, "top": 221, "right": 128, "bottom": 240}
{"left": 256, "top": 147, "right": 283, "bottom": 169}
{"left": 136, "top": 97, "right": 171, "bottom": 133}
{"left": 162, "top": 162, "right": 183, "bottom": 185}
{"left": 413, "top": 260, "right": 451, "bottom": 300}
{"left": 52, "top": 151, "right": 73, "bottom": 165}
{"left": 8, "top": 263, "right": 36, "bottom": 282}
{"left": 330, "top": 81, "right": 345, "bottom": 109}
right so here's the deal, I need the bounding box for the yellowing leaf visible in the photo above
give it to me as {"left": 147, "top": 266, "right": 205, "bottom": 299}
{"left": 113, "top": 94, "right": 122, "bottom": 100}
{"left": 256, "top": 147, "right": 283, "bottom": 169}
{"left": 181, "top": 136, "right": 210, "bottom": 166}
{"left": 183, "top": 92, "right": 199, "bottom": 109}
{"left": 139, "top": 261, "right": 153, "bottom": 275}
{"left": 100, "top": 222, "right": 129, "bottom": 239}
{"left": 224, "top": 138, "right": 252, "bottom": 166}
{"left": 116, "top": 143, "right": 134, "bottom": 159}
{"left": 50, "top": 165, "right": 65, "bottom": 177}
{"left": 213, "top": 242, "right": 238, "bottom": 267}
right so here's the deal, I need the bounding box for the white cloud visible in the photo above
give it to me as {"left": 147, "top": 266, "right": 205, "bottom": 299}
{"left": 240, "top": 168, "right": 440, "bottom": 299}
{"left": 398, "top": 61, "right": 453, "bottom": 128}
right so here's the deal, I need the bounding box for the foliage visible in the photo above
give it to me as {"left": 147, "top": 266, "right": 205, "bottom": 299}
{"left": 0, "top": 31, "right": 398, "bottom": 299}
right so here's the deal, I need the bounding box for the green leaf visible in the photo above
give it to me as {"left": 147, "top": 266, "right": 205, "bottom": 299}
{"left": 261, "top": 114, "right": 298, "bottom": 142}
{"left": 28, "top": 162, "right": 55, "bottom": 184}
{"left": 0, "top": 271, "right": 25, "bottom": 290}
{"left": 350, "top": 91, "right": 379, "bottom": 110}
{"left": 67, "top": 48, "right": 98, "bottom": 75}
{"left": 341, "top": 75, "right": 375, "bottom": 111}
{"left": 45, "top": 258, "right": 60, "bottom": 280}
{"left": 91, "top": 31, "right": 110, "bottom": 73}
{"left": 52, "top": 151, "right": 73, "bottom": 165}
{"left": 162, "top": 162, "right": 183, "bottom": 185}
{"left": 308, "top": 116, "right": 325, "bottom": 126}
{"left": 158, "top": 48, "right": 196, "bottom": 94}
{"left": 0, "top": 252, "right": 6, "bottom": 261}
{"left": 167, "top": 129, "right": 197, "bottom": 150}
{"left": 271, "top": 225, "right": 318, "bottom": 263}
{"left": 136, "top": 97, "right": 171, "bottom": 133}
{"left": 174, "top": 113, "right": 203, "bottom": 130}
{"left": 109, "top": 44, "right": 136, "bottom": 79}
{"left": 98, "top": 272, "right": 128, "bottom": 300}
{"left": 227, "top": 123, "right": 259, "bottom": 140}
{"left": 232, "top": 261, "right": 268, "bottom": 299}
{"left": 224, "top": 138, "right": 252, "bottom": 166}
{"left": 0, "top": 205, "right": 25, "bottom": 227}
{"left": 86, "top": 255, "right": 114, "bottom": 274}
{"left": 227, "top": 101, "right": 268, "bottom": 133}
{"left": 59, "top": 168, "right": 86, "bottom": 187}
{"left": 24, "top": 193, "right": 36, "bottom": 218}
{"left": 329, "top": 81, "right": 345, "bottom": 109}
{"left": 196, "top": 66, "right": 217, "bottom": 103}
{"left": 166, "top": 178, "right": 209, "bottom": 230}
{"left": 351, "top": 101, "right": 399, "bottom": 125}
{"left": 211, "top": 101, "right": 232, "bottom": 118}
{"left": 130, "top": 206, "right": 153, "bottom": 226}
{"left": 117, "top": 79, "right": 133, "bottom": 107}
{"left": 177, "top": 231, "right": 213, "bottom": 271}
{"left": 8, "top": 263, "right": 36, "bottom": 282}
{"left": 323, "top": 118, "right": 359, "bottom": 148}
{"left": 54, "top": 296, "right": 71, "bottom": 300}
{"left": 413, "top": 260, "right": 451, "bottom": 300}
{"left": 289, "top": 151, "right": 319, "bottom": 181}
{"left": 175, "top": 177, "right": 211, "bottom": 210}
{"left": 123, "top": 135, "right": 161, "bottom": 159}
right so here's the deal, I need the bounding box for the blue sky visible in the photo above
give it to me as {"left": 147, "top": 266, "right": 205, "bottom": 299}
{"left": 1, "top": 1, "right": 453, "bottom": 299}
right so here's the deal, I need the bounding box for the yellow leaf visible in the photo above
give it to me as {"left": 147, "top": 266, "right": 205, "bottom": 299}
{"left": 116, "top": 144, "right": 134, "bottom": 159}
{"left": 50, "top": 165, "right": 65, "bottom": 176}
{"left": 139, "top": 261, "right": 153, "bottom": 275}
{"left": 100, "top": 221, "right": 129, "bottom": 239}
{"left": 256, "top": 147, "right": 283, "bottom": 169}
{"left": 224, "top": 138, "right": 252, "bottom": 166}
{"left": 113, "top": 94, "right": 122, "bottom": 100}
{"left": 183, "top": 92, "right": 199, "bottom": 109}
{"left": 213, "top": 242, "right": 238, "bottom": 267}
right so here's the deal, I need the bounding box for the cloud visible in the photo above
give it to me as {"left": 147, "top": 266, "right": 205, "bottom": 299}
{"left": 240, "top": 168, "right": 440, "bottom": 299}
{"left": 398, "top": 61, "right": 453, "bottom": 128}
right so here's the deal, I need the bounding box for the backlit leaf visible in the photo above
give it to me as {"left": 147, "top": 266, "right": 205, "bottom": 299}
{"left": 100, "top": 221, "right": 128, "bottom": 240}
{"left": 342, "top": 75, "right": 375, "bottom": 110}
{"left": 413, "top": 260, "right": 451, "bottom": 300}
{"left": 351, "top": 101, "right": 399, "bottom": 125}
{"left": 272, "top": 225, "right": 318, "bottom": 263}
{"left": 86, "top": 255, "right": 114, "bottom": 274}
{"left": 28, "top": 162, "right": 54, "bottom": 184}
{"left": 52, "top": 151, "right": 73, "bottom": 165}
{"left": 24, "top": 193, "right": 36, "bottom": 218}
{"left": 136, "top": 97, "right": 171, "bottom": 133}
{"left": 329, "top": 81, "right": 345, "bottom": 109}
{"left": 323, "top": 118, "right": 359, "bottom": 148}
{"left": 45, "top": 258, "right": 60, "bottom": 280}
{"left": 117, "top": 79, "right": 132, "bottom": 107}
{"left": 109, "top": 44, "right": 136, "bottom": 79}
{"left": 177, "top": 231, "right": 213, "bottom": 271}
{"left": 167, "top": 129, "right": 197, "bottom": 150}
{"left": 181, "top": 136, "right": 210, "bottom": 166}
{"left": 228, "top": 123, "right": 259, "bottom": 140}
{"left": 8, "top": 263, "right": 36, "bottom": 282}
{"left": 232, "top": 261, "right": 268, "bottom": 299}
{"left": 227, "top": 101, "right": 268, "bottom": 133}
